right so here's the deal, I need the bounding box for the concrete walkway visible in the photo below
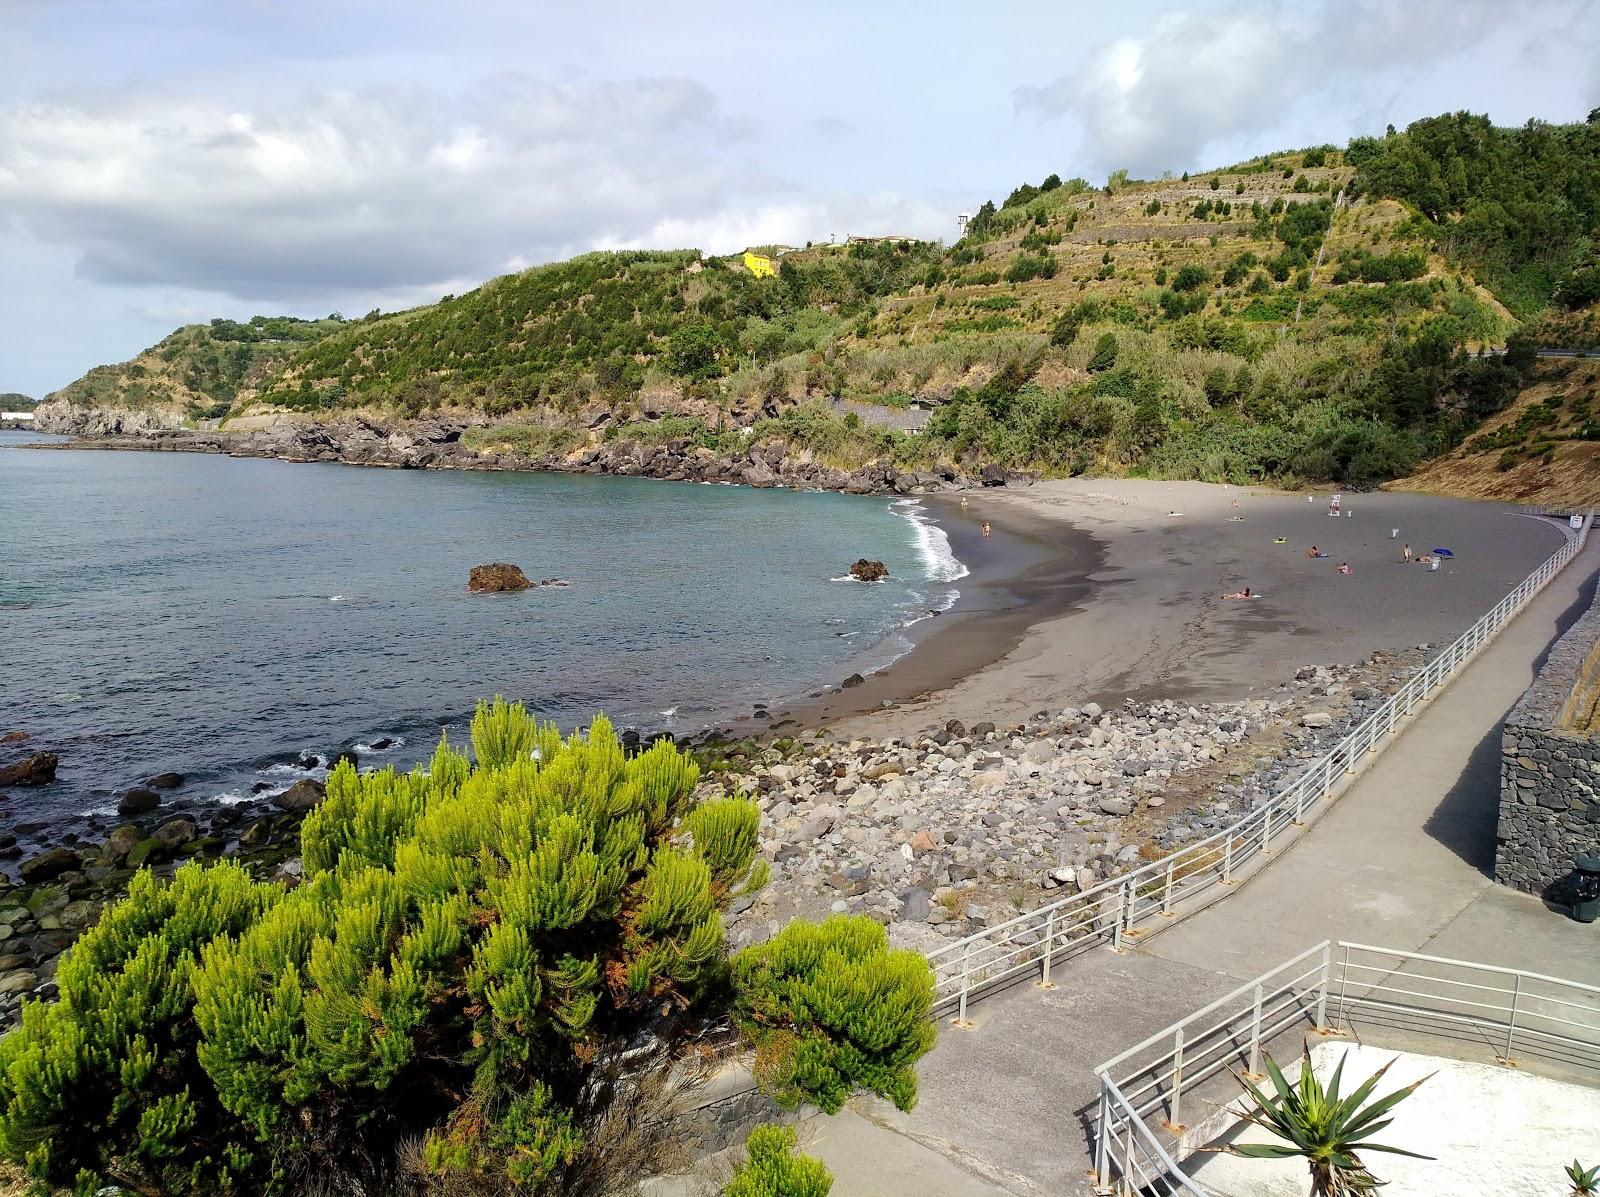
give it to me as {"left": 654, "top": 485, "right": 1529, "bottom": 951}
{"left": 810, "top": 528, "right": 1600, "bottom": 1197}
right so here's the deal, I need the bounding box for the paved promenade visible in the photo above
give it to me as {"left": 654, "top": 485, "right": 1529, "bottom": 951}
{"left": 799, "top": 525, "right": 1600, "bottom": 1197}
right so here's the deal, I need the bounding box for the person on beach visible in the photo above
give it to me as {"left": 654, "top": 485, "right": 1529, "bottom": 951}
{"left": 981, "top": 521, "right": 991, "bottom": 538}
{"left": 1403, "top": 543, "right": 1412, "bottom": 562}
{"left": 1306, "top": 545, "right": 1325, "bottom": 558}
{"left": 1337, "top": 562, "right": 1353, "bottom": 575}
{"left": 961, "top": 496, "right": 968, "bottom": 509}
{"left": 1221, "top": 587, "right": 1254, "bottom": 599}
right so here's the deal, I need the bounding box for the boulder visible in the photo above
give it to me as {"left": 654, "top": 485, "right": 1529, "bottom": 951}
{"left": 151, "top": 818, "right": 197, "bottom": 849}
{"left": 125, "top": 837, "right": 166, "bottom": 869}
{"left": 0, "top": 753, "right": 57, "bottom": 787}
{"left": 1300, "top": 712, "right": 1334, "bottom": 729}
{"left": 104, "top": 825, "right": 143, "bottom": 863}
{"left": 274, "top": 778, "right": 326, "bottom": 813}
{"left": 840, "top": 673, "right": 865, "bottom": 689}
{"left": 145, "top": 772, "right": 185, "bottom": 790}
{"left": 849, "top": 559, "right": 888, "bottom": 582}
{"left": 18, "top": 847, "right": 79, "bottom": 884}
{"left": 468, "top": 562, "right": 533, "bottom": 593}
{"left": 117, "top": 787, "right": 161, "bottom": 816}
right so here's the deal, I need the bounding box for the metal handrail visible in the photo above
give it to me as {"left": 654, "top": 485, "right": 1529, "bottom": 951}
{"left": 927, "top": 513, "right": 1592, "bottom": 1018}
{"left": 1091, "top": 941, "right": 1600, "bottom": 1196}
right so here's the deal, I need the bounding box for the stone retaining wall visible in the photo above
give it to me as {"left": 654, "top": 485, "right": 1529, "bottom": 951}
{"left": 1497, "top": 578, "right": 1600, "bottom": 903}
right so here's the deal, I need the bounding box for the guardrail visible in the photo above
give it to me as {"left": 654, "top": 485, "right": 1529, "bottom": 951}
{"left": 926, "top": 512, "right": 1591, "bottom": 1019}
{"left": 1092, "top": 941, "right": 1600, "bottom": 1196}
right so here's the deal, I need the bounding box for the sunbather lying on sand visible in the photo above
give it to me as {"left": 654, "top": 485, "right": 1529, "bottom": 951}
{"left": 1221, "top": 588, "right": 1256, "bottom": 600}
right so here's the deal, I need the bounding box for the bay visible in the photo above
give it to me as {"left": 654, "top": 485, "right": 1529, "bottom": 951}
{"left": 0, "top": 434, "right": 964, "bottom": 824}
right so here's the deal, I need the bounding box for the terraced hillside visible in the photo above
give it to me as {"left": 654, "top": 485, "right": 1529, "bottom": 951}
{"left": 38, "top": 111, "right": 1600, "bottom": 488}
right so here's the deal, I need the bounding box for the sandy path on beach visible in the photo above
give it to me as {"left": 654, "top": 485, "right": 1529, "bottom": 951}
{"left": 829, "top": 479, "right": 1569, "bottom": 740}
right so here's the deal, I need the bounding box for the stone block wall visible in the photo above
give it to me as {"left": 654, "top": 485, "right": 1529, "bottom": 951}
{"left": 1497, "top": 585, "right": 1600, "bottom": 903}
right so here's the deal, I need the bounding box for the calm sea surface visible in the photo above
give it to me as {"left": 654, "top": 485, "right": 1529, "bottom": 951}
{"left": 0, "top": 433, "right": 964, "bottom": 822}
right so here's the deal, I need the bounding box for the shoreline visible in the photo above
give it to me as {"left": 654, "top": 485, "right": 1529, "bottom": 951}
{"left": 748, "top": 495, "right": 1105, "bottom": 734}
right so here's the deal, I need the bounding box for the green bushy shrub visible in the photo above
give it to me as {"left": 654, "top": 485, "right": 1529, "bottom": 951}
{"left": 0, "top": 701, "right": 934, "bottom": 1196}
{"left": 724, "top": 1125, "right": 831, "bottom": 1197}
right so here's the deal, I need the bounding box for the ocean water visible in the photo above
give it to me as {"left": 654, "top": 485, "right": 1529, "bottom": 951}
{"left": 0, "top": 434, "right": 964, "bottom": 822}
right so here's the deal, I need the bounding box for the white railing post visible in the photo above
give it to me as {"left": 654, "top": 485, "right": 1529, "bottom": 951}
{"left": 1094, "top": 1080, "right": 1111, "bottom": 1187}
{"left": 1334, "top": 942, "right": 1352, "bottom": 1030}
{"left": 1503, "top": 972, "right": 1521, "bottom": 1062}
{"left": 1112, "top": 880, "right": 1132, "bottom": 949}
{"left": 1171, "top": 1027, "right": 1185, "bottom": 1129}
{"left": 1315, "top": 941, "right": 1331, "bottom": 1029}
{"left": 1041, "top": 909, "right": 1055, "bottom": 987}
{"left": 1162, "top": 858, "right": 1176, "bottom": 914}
{"left": 957, "top": 943, "right": 971, "bottom": 1025}
{"left": 1248, "top": 983, "right": 1264, "bottom": 1076}
{"left": 1222, "top": 836, "right": 1234, "bottom": 884}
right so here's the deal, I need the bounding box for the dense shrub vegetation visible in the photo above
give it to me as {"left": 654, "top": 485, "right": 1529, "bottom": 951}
{"left": 0, "top": 700, "right": 934, "bottom": 1195}
{"left": 1349, "top": 110, "right": 1600, "bottom": 317}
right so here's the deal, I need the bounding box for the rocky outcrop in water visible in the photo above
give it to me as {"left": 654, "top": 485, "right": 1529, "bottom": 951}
{"left": 849, "top": 559, "right": 889, "bottom": 582}
{"left": 0, "top": 753, "right": 57, "bottom": 787}
{"left": 30, "top": 408, "right": 1036, "bottom": 497}
{"left": 469, "top": 563, "right": 532, "bottom": 593}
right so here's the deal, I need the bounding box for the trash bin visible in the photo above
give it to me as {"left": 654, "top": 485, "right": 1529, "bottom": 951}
{"left": 1429, "top": 558, "right": 1439, "bottom": 571}
{"left": 1572, "top": 854, "right": 1600, "bottom": 924}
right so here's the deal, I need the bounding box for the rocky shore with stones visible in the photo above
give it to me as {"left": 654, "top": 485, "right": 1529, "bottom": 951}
{"left": 0, "top": 743, "right": 349, "bottom": 1029}
{"left": 27, "top": 410, "right": 1033, "bottom": 496}
{"left": 701, "top": 646, "right": 1432, "bottom": 953}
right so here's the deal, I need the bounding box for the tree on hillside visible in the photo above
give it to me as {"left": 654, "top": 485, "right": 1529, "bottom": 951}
{"left": 1087, "top": 333, "right": 1119, "bottom": 372}
{"left": 0, "top": 700, "right": 935, "bottom": 1196}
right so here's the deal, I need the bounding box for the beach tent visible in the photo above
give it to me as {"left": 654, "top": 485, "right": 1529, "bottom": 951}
{"left": 1432, "top": 548, "right": 1455, "bottom": 557}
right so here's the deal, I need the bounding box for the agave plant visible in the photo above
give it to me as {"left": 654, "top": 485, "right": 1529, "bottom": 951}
{"left": 1226, "top": 1047, "right": 1433, "bottom": 1197}
{"left": 1568, "top": 1159, "right": 1600, "bottom": 1196}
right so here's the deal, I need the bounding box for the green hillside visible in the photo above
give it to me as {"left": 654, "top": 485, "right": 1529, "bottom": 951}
{"left": 44, "top": 110, "right": 1600, "bottom": 487}
{"left": 48, "top": 315, "right": 348, "bottom": 422}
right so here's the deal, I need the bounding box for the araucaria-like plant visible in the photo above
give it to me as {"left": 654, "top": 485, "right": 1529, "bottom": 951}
{"left": 0, "top": 698, "right": 934, "bottom": 1196}
{"left": 1226, "top": 1047, "right": 1433, "bottom": 1197}
{"left": 723, "top": 1124, "right": 831, "bottom": 1197}
{"left": 1568, "top": 1159, "right": 1600, "bottom": 1196}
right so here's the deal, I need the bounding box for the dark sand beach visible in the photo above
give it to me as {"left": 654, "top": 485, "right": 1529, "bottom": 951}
{"left": 793, "top": 479, "right": 1572, "bottom": 739}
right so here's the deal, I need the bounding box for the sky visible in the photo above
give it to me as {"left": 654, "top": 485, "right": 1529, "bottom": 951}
{"left": 1, "top": 0, "right": 1596, "bottom": 397}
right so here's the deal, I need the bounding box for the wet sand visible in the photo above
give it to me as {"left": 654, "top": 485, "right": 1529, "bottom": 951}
{"left": 789, "top": 480, "right": 1571, "bottom": 741}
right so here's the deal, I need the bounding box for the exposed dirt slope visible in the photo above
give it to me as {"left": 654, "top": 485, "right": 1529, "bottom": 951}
{"left": 1388, "top": 358, "right": 1600, "bottom": 505}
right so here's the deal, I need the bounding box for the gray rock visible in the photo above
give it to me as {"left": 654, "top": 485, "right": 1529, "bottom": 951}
{"left": 117, "top": 787, "right": 161, "bottom": 816}
{"left": 18, "top": 847, "right": 79, "bottom": 884}
{"left": 1097, "top": 797, "right": 1132, "bottom": 816}
{"left": 274, "top": 778, "right": 326, "bottom": 813}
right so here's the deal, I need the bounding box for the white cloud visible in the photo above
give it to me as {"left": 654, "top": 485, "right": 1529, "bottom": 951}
{"left": 0, "top": 76, "right": 947, "bottom": 306}
{"left": 1015, "top": 0, "right": 1598, "bottom": 177}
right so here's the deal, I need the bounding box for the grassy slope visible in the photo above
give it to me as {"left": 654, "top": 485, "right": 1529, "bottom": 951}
{"left": 45, "top": 317, "right": 349, "bottom": 424}
{"left": 1388, "top": 356, "right": 1600, "bottom": 505}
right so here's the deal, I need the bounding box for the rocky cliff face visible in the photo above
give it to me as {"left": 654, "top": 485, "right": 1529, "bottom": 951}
{"left": 31, "top": 410, "right": 1032, "bottom": 496}
{"left": 33, "top": 399, "right": 187, "bottom": 436}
